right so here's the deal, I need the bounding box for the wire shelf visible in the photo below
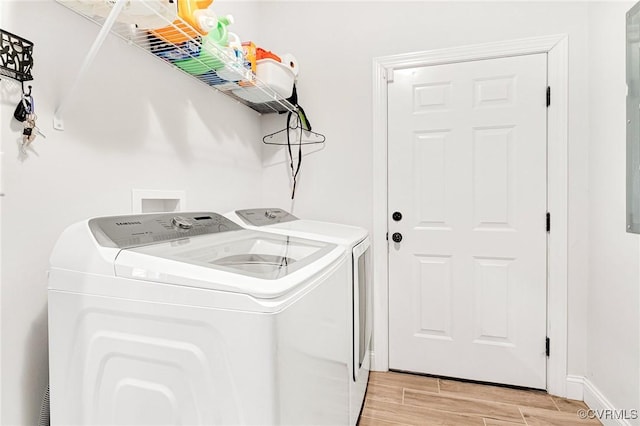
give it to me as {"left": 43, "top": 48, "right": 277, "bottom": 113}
{"left": 55, "top": 0, "right": 296, "bottom": 114}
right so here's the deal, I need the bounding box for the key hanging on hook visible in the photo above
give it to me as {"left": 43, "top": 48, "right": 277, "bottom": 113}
{"left": 13, "top": 83, "right": 33, "bottom": 123}
{"left": 14, "top": 83, "right": 45, "bottom": 145}
{"left": 24, "top": 83, "right": 34, "bottom": 114}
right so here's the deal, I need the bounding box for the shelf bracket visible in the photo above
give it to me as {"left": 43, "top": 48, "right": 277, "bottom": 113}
{"left": 53, "top": 0, "right": 127, "bottom": 130}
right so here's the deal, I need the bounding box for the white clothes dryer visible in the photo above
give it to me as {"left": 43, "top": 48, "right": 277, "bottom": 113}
{"left": 48, "top": 212, "right": 350, "bottom": 426}
{"left": 225, "top": 208, "right": 372, "bottom": 426}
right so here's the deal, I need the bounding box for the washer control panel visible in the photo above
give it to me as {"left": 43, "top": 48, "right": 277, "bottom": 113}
{"left": 171, "top": 215, "right": 194, "bottom": 230}
{"left": 88, "top": 212, "right": 243, "bottom": 248}
{"left": 236, "top": 208, "right": 298, "bottom": 227}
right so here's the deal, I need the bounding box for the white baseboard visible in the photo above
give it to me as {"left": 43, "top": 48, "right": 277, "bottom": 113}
{"left": 583, "top": 378, "right": 636, "bottom": 426}
{"left": 566, "top": 375, "right": 636, "bottom": 426}
{"left": 370, "top": 352, "right": 389, "bottom": 372}
{"left": 369, "top": 351, "right": 378, "bottom": 372}
{"left": 566, "top": 375, "right": 585, "bottom": 400}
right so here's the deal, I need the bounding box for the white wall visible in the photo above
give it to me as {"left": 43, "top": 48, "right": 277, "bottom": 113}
{"left": 2, "top": 1, "right": 639, "bottom": 424}
{"left": 258, "top": 0, "right": 640, "bottom": 417}
{"left": 587, "top": 2, "right": 640, "bottom": 421}
{"left": 257, "top": 0, "right": 591, "bottom": 383}
{"left": 0, "top": 1, "right": 265, "bottom": 425}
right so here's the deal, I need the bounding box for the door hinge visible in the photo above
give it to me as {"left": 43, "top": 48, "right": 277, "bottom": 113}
{"left": 386, "top": 232, "right": 389, "bottom": 241}
{"left": 546, "top": 86, "right": 551, "bottom": 107}
{"left": 546, "top": 337, "right": 550, "bottom": 357}
{"left": 546, "top": 212, "right": 551, "bottom": 233}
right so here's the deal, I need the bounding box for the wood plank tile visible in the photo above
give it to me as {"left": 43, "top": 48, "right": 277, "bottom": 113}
{"left": 363, "top": 399, "right": 485, "bottom": 426}
{"left": 520, "top": 407, "right": 602, "bottom": 425}
{"left": 369, "top": 371, "right": 439, "bottom": 393}
{"left": 439, "top": 379, "right": 557, "bottom": 410}
{"left": 365, "top": 382, "right": 404, "bottom": 404}
{"left": 483, "top": 419, "right": 527, "bottom": 426}
{"left": 359, "top": 373, "right": 602, "bottom": 426}
{"left": 551, "top": 396, "right": 589, "bottom": 413}
{"left": 358, "top": 415, "right": 410, "bottom": 426}
{"left": 403, "top": 389, "right": 525, "bottom": 423}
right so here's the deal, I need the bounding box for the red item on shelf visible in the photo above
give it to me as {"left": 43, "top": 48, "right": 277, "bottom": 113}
{"left": 256, "top": 48, "right": 281, "bottom": 62}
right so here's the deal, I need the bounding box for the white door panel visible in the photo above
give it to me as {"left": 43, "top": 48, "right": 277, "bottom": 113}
{"left": 388, "top": 54, "right": 547, "bottom": 389}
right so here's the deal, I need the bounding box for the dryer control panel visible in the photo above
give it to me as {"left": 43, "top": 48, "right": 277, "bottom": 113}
{"left": 236, "top": 208, "right": 298, "bottom": 227}
{"left": 88, "top": 212, "right": 243, "bottom": 248}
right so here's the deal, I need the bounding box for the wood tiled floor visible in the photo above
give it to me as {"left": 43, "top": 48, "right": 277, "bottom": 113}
{"left": 358, "top": 371, "right": 601, "bottom": 426}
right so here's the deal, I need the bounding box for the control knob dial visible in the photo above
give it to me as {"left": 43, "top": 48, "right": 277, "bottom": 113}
{"left": 171, "top": 216, "right": 193, "bottom": 230}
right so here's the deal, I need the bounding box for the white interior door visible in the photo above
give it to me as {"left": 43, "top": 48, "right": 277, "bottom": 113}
{"left": 387, "top": 53, "right": 548, "bottom": 389}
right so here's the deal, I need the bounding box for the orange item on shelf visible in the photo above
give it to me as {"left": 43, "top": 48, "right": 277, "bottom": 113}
{"left": 242, "top": 41, "right": 257, "bottom": 73}
{"left": 151, "top": 0, "right": 213, "bottom": 44}
{"left": 256, "top": 47, "right": 281, "bottom": 62}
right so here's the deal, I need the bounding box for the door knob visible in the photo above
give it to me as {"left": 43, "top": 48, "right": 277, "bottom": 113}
{"left": 392, "top": 211, "right": 403, "bottom": 221}
{"left": 392, "top": 232, "right": 403, "bottom": 243}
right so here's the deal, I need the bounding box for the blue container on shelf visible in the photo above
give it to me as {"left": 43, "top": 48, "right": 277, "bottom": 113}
{"left": 147, "top": 33, "right": 201, "bottom": 63}
{"left": 198, "top": 70, "right": 226, "bottom": 86}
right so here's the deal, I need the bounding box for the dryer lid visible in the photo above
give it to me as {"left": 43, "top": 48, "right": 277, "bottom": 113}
{"left": 235, "top": 208, "right": 298, "bottom": 226}
{"left": 231, "top": 209, "right": 367, "bottom": 246}
{"left": 262, "top": 219, "right": 368, "bottom": 245}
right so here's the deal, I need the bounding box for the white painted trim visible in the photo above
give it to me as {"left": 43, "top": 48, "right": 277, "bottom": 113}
{"left": 372, "top": 56, "right": 390, "bottom": 371}
{"left": 566, "top": 375, "right": 585, "bottom": 401}
{"left": 371, "top": 35, "right": 569, "bottom": 398}
{"left": 565, "top": 375, "right": 635, "bottom": 426}
{"left": 583, "top": 378, "right": 635, "bottom": 426}
{"left": 545, "top": 35, "right": 569, "bottom": 398}
{"left": 373, "top": 34, "right": 568, "bottom": 71}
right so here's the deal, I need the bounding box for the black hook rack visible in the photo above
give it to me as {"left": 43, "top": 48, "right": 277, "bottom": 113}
{"left": 22, "top": 82, "right": 32, "bottom": 96}
{"left": 0, "top": 29, "right": 34, "bottom": 83}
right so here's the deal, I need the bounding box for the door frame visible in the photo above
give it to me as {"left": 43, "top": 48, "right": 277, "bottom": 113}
{"left": 372, "top": 34, "right": 569, "bottom": 397}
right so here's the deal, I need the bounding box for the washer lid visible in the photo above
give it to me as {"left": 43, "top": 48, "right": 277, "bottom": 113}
{"left": 114, "top": 229, "right": 343, "bottom": 298}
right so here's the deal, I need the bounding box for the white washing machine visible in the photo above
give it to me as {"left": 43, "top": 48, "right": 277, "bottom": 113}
{"left": 225, "top": 208, "right": 372, "bottom": 426}
{"left": 47, "top": 212, "right": 350, "bottom": 426}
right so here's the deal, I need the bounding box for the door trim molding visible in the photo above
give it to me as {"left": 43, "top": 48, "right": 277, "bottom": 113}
{"left": 372, "top": 34, "right": 569, "bottom": 397}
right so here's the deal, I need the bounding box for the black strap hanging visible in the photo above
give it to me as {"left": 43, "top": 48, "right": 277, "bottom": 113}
{"left": 287, "top": 110, "right": 304, "bottom": 199}
{"left": 267, "top": 84, "right": 324, "bottom": 199}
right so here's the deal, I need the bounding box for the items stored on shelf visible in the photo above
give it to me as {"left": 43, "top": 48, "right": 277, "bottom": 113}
{"left": 256, "top": 58, "right": 295, "bottom": 98}
{"left": 151, "top": 0, "right": 216, "bottom": 43}
{"left": 55, "top": 0, "right": 298, "bottom": 115}
{"left": 174, "top": 14, "right": 236, "bottom": 74}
